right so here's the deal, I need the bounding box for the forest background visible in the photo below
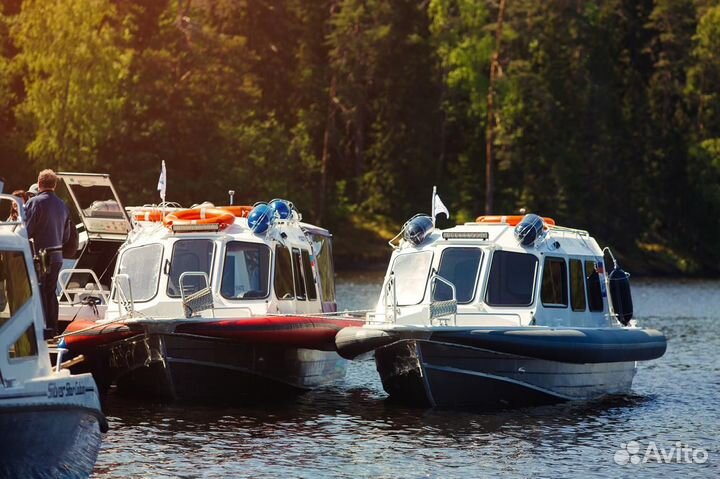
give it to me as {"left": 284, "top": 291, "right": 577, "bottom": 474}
{"left": 1, "top": 0, "right": 719, "bottom": 272}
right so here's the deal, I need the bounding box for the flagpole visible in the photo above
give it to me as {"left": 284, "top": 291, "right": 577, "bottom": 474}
{"left": 432, "top": 185, "right": 437, "bottom": 227}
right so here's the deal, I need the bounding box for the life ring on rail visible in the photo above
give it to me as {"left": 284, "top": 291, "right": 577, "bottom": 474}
{"left": 131, "top": 209, "right": 165, "bottom": 222}
{"left": 476, "top": 215, "right": 556, "bottom": 226}
{"left": 217, "top": 205, "right": 253, "bottom": 218}
{"left": 163, "top": 208, "right": 236, "bottom": 229}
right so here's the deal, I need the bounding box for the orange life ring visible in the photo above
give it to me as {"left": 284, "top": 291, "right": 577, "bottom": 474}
{"left": 217, "top": 205, "right": 253, "bottom": 218}
{"left": 476, "top": 215, "right": 556, "bottom": 226}
{"left": 163, "top": 207, "right": 236, "bottom": 229}
{"left": 131, "top": 209, "right": 165, "bottom": 222}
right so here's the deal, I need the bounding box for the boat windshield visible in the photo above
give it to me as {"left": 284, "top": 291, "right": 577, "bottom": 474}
{"left": 432, "top": 247, "right": 483, "bottom": 304}
{"left": 220, "top": 242, "right": 271, "bottom": 300}
{"left": 390, "top": 251, "right": 433, "bottom": 306}
{"left": 116, "top": 244, "right": 163, "bottom": 302}
{"left": 485, "top": 250, "right": 538, "bottom": 306}
{"left": 167, "top": 239, "right": 214, "bottom": 298}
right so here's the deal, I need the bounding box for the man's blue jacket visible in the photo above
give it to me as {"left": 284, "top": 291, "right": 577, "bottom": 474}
{"left": 25, "top": 190, "right": 71, "bottom": 252}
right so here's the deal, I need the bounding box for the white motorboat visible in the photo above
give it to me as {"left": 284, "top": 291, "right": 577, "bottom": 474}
{"left": 0, "top": 193, "right": 106, "bottom": 478}
{"left": 336, "top": 211, "right": 667, "bottom": 409}
{"left": 58, "top": 189, "right": 357, "bottom": 403}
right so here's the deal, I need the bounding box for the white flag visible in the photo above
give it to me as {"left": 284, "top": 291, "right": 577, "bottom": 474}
{"left": 433, "top": 192, "right": 449, "bottom": 220}
{"left": 157, "top": 160, "right": 167, "bottom": 202}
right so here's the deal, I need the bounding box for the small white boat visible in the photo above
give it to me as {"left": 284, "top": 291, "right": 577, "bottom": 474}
{"left": 0, "top": 194, "right": 106, "bottom": 478}
{"left": 57, "top": 184, "right": 357, "bottom": 403}
{"left": 336, "top": 211, "right": 666, "bottom": 409}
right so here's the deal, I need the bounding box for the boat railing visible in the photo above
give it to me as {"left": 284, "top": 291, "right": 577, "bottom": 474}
{"left": 429, "top": 274, "right": 457, "bottom": 326}
{"left": 179, "top": 272, "right": 214, "bottom": 318}
{"left": 58, "top": 268, "right": 110, "bottom": 305}
{"left": 112, "top": 273, "right": 135, "bottom": 316}
{"left": 383, "top": 273, "right": 399, "bottom": 323}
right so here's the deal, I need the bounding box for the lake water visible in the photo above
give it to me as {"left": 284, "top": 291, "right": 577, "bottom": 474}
{"left": 92, "top": 275, "right": 719, "bottom": 478}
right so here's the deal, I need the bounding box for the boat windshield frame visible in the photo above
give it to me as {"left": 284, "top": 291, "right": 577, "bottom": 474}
{"left": 389, "top": 250, "right": 434, "bottom": 306}
{"left": 219, "top": 241, "right": 272, "bottom": 301}
{"left": 484, "top": 249, "right": 539, "bottom": 308}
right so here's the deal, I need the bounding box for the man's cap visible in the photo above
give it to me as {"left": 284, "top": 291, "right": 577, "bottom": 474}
{"left": 28, "top": 183, "right": 39, "bottom": 195}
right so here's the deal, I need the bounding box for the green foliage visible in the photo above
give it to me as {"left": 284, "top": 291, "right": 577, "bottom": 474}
{"left": 1, "top": 0, "right": 720, "bottom": 272}
{"left": 12, "top": 0, "right": 131, "bottom": 169}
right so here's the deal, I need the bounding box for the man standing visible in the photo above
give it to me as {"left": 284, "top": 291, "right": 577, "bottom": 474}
{"left": 25, "top": 169, "right": 71, "bottom": 337}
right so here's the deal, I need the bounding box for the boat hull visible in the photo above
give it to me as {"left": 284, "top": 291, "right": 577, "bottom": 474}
{"left": 87, "top": 332, "right": 348, "bottom": 402}
{"left": 375, "top": 339, "right": 637, "bottom": 409}
{"left": 0, "top": 405, "right": 104, "bottom": 478}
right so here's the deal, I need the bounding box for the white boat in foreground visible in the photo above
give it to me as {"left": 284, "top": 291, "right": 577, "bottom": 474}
{"left": 336, "top": 213, "right": 666, "bottom": 409}
{"left": 0, "top": 194, "right": 106, "bottom": 478}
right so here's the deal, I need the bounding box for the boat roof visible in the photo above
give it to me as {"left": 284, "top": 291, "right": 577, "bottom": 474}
{"left": 397, "top": 219, "right": 601, "bottom": 257}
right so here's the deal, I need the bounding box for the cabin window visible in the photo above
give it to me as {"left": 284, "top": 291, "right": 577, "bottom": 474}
{"left": 541, "top": 257, "right": 568, "bottom": 307}
{"left": 167, "top": 240, "right": 214, "bottom": 298}
{"left": 314, "top": 237, "right": 335, "bottom": 302}
{"left": 585, "top": 260, "right": 604, "bottom": 312}
{"left": 116, "top": 244, "right": 163, "bottom": 302}
{"left": 0, "top": 251, "right": 32, "bottom": 323}
{"left": 291, "top": 248, "right": 307, "bottom": 301}
{"left": 569, "top": 259, "right": 586, "bottom": 311}
{"left": 432, "top": 248, "right": 483, "bottom": 304}
{"left": 274, "top": 245, "right": 294, "bottom": 300}
{"left": 220, "top": 242, "right": 270, "bottom": 300}
{"left": 485, "top": 251, "right": 538, "bottom": 306}
{"left": 0, "top": 251, "right": 37, "bottom": 359}
{"left": 9, "top": 324, "right": 38, "bottom": 358}
{"left": 301, "top": 250, "right": 318, "bottom": 301}
{"left": 390, "top": 251, "right": 433, "bottom": 306}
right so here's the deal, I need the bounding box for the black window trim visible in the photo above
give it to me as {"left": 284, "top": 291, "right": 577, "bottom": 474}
{"left": 219, "top": 241, "right": 272, "bottom": 301}
{"left": 484, "top": 249, "right": 539, "bottom": 308}
{"left": 541, "top": 256, "right": 569, "bottom": 309}
{"left": 569, "top": 257, "right": 587, "bottom": 312}
{"left": 584, "top": 258, "right": 605, "bottom": 313}
{"left": 435, "top": 246, "right": 484, "bottom": 305}
{"left": 273, "top": 244, "right": 295, "bottom": 301}
{"left": 300, "top": 249, "right": 318, "bottom": 302}
{"left": 114, "top": 243, "right": 165, "bottom": 303}
{"left": 166, "top": 239, "right": 215, "bottom": 299}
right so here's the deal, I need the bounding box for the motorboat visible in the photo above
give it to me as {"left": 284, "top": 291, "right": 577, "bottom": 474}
{"left": 0, "top": 194, "right": 106, "bottom": 478}
{"left": 336, "top": 212, "right": 667, "bottom": 409}
{"left": 59, "top": 189, "right": 358, "bottom": 402}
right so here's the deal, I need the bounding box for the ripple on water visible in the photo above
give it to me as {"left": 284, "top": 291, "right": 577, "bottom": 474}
{"left": 93, "top": 278, "right": 719, "bottom": 478}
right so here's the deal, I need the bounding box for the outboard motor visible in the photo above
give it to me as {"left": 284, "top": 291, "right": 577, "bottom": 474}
{"left": 248, "top": 203, "right": 273, "bottom": 234}
{"left": 403, "top": 214, "right": 434, "bottom": 246}
{"left": 514, "top": 214, "right": 545, "bottom": 246}
{"left": 609, "top": 264, "right": 633, "bottom": 325}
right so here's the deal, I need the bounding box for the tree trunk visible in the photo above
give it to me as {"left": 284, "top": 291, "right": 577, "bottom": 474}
{"left": 485, "top": 0, "right": 507, "bottom": 215}
{"left": 318, "top": 75, "right": 337, "bottom": 224}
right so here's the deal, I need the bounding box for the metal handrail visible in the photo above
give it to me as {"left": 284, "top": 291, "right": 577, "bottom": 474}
{"left": 112, "top": 273, "right": 134, "bottom": 316}
{"left": 429, "top": 273, "right": 457, "bottom": 326}
{"left": 382, "top": 273, "right": 399, "bottom": 323}
{"left": 179, "top": 271, "right": 214, "bottom": 318}
{"left": 58, "top": 268, "right": 110, "bottom": 305}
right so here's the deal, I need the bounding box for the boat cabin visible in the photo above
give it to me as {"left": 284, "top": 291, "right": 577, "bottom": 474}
{"left": 103, "top": 203, "right": 337, "bottom": 322}
{"left": 374, "top": 214, "right": 612, "bottom": 328}
{"left": 0, "top": 195, "right": 53, "bottom": 385}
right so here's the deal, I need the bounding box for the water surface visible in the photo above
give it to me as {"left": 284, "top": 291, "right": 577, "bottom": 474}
{"left": 93, "top": 275, "right": 719, "bottom": 478}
